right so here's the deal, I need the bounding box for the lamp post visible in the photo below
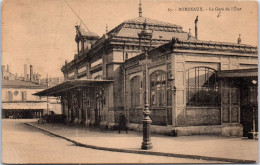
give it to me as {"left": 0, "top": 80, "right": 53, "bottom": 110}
{"left": 138, "top": 20, "right": 153, "bottom": 150}
{"left": 250, "top": 79, "right": 258, "bottom": 139}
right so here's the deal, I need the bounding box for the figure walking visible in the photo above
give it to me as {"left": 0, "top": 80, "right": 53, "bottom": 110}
{"left": 118, "top": 113, "right": 128, "bottom": 134}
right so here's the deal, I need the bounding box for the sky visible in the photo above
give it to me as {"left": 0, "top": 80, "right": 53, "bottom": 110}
{"left": 2, "top": 0, "right": 258, "bottom": 78}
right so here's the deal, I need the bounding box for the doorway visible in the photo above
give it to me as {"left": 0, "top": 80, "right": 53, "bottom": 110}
{"left": 94, "top": 89, "right": 104, "bottom": 126}
{"left": 240, "top": 86, "right": 258, "bottom": 137}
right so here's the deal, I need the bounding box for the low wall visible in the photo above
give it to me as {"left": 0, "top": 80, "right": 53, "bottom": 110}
{"left": 127, "top": 123, "right": 243, "bottom": 137}
{"left": 221, "top": 124, "right": 243, "bottom": 136}
{"left": 186, "top": 107, "right": 221, "bottom": 126}
{"left": 129, "top": 108, "right": 167, "bottom": 125}
{"left": 129, "top": 107, "right": 221, "bottom": 126}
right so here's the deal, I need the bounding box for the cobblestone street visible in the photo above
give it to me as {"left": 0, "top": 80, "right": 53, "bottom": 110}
{"left": 2, "top": 119, "right": 223, "bottom": 164}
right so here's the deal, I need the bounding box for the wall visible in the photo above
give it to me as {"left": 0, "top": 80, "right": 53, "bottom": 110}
{"left": 126, "top": 56, "right": 170, "bottom": 126}
{"left": 186, "top": 107, "right": 221, "bottom": 126}
{"left": 2, "top": 88, "right": 46, "bottom": 102}
{"left": 172, "top": 50, "right": 258, "bottom": 127}
{"left": 125, "top": 47, "right": 257, "bottom": 127}
{"left": 2, "top": 71, "right": 16, "bottom": 80}
{"left": 91, "top": 70, "right": 103, "bottom": 79}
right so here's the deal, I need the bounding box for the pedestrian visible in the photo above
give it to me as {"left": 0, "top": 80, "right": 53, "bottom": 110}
{"left": 118, "top": 113, "right": 128, "bottom": 134}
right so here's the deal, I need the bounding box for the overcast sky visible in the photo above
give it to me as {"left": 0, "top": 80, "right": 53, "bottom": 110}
{"left": 2, "top": 0, "right": 258, "bottom": 78}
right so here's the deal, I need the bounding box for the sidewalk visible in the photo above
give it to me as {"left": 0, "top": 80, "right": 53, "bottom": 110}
{"left": 26, "top": 122, "right": 258, "bottom": 163}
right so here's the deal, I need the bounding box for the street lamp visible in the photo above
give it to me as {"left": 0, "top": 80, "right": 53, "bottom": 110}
{"left": 249, "top": 79, "right": 258, "bottom": 139}
{"left": 138, "top": 20, "right": 153, "bottom": 150}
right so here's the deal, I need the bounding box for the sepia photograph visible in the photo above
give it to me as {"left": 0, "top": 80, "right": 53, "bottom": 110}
{"left": 1, "top": 0, "right": 258, "bottom": 164}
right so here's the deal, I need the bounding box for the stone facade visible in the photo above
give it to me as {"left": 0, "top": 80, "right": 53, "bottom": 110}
{"left": 124, "top": 40, "right": 257, "bottom": 136}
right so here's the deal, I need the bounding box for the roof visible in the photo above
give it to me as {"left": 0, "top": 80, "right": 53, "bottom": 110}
{"left": 217, "top": 68, "right": 258, "bottom": 78}
{"left": 86, "top": 16, "right": 189, "bottom": 52}
{"left": 2, "top": 102, "right": 46, "bottom": 110}
{"left": 124, "top": 17, "right": 182, "bottom": 29}
{"left": 124, "top": 38, "right": 258, "bottom": 67}
{"left": 2, "top": 80, "right": 47, "bottom": 89}
{"left": 33, "top": 79, "right": 114, "bottom": 96}
{"left": 150, "top": 38, "right": 258, "bottom": 55}
{"left": 76, "top": 25, "right": 100, "bottom": 39}
{"left": 173, "top": 40, "right": 258, "bottom": 52}
{"left": 105, "top": 16, "right": 188, "bottom": 42}
{"left": 115, "top": 28, "right": 188, "bottom": 41}
{"left": 64, "top": 15, "right": 257, "bottom": 72}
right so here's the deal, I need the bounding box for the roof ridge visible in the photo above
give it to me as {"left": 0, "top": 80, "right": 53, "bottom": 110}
{"left": 180, "top": 39, "right": 257, "bottom": 48}
{"left": 124, "top": 17, "right": 183, "bottom": 28}
{"left": 2, "top": 79, "right": 46, "bottom": 87}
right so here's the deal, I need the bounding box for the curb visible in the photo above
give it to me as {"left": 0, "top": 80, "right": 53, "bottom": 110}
{"left": 25, "top": 123, "right": 257, "bottom": 164}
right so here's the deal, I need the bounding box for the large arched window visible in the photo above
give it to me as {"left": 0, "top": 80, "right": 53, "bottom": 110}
{"left": 186, "top": 67, "right": 220, "bottom": 106}
{"left": 150, "top": 71, "right": 166, "bottom": 107}
{"left": 130, "top": 76, "right": 141, "bottom": 107}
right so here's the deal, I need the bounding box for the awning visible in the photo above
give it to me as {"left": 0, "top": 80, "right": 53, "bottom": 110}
{"left": 33, "top": 79, "right": 113, "bottom": 96}
{"left": 217, "top": 68, "right": 258, "bottom": 78}
{"left": 2, "top": 102, "right": 46, "bottom": 110}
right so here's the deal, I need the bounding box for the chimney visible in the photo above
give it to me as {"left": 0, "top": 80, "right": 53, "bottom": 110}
{"left": 195, "top": 16, "right": 198, "bottom": 40}
{"left": 24, "top": 64, "right": 27, "bottom": 80}
{"left": 106, "top": 24, "right": 108, "bottom": 34}
{"left": 30, "top": 65, "right": 33, "bottom": 82}
{"left": 237, "top": 34, "right": 241, "bottom": 44}
{"left": 188, "top": 28, "right": 191, "bottom": 40}
{"left": 139, "top": 0, "right": 142, "bottom": 17}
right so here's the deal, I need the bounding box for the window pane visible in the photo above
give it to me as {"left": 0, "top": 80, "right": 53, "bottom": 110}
{"left": 130, "top": 76, "right": 141, "bottom": 107}
{"left": 186, "top": 67, "right": 219, "bottom": 106}
{"left": 150, "top": 71, "right": 166, "bottom": 107}
{"left": 151, "top": 90, "right": 156, "bottom": 106}
{"left": 187, "top": 88, "right": 196, "bottom": 105}
{"left": 198, "top": 68, "right": 206, "bottom": 87}
{"left": 188, "top": 69, "right": 196, "bottom": 86}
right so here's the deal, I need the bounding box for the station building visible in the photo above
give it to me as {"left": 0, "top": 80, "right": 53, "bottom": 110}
{"left": 35, "top": 5, "right": 258, "bottom": 136}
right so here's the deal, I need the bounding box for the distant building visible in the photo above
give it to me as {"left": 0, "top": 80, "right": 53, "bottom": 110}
{"left": 2, "top": 80, "right": 47, "bottom": 118}
{"left": 17, "top": 64, "right": 41, "bottom": 84}
{"left": 2, "top": 65, "right": 16, "bottom": 80}
{"left": 2, "top": 64, "right": 63, "bottom": 118}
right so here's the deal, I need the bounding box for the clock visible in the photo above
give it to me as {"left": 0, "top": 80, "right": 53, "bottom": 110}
{"left": 14, "top": 91, "right": 18, "bottom": 96}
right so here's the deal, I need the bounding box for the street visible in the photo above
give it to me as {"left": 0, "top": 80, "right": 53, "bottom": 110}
{"left": 2, "top": 119, "right": 222, "bottom": 164}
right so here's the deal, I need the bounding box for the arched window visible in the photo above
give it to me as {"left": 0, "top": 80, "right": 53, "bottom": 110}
{"left": 186, "top": 67, "right": 220, "bottom": 106}
{"left": 130, "top": 76, "right": 141, "bottom": 107}
{"left": 94, "top": 75, "right": 102, "bottom": 80}
{"left": 150, "top": 71, "right": 166, "bottom": 107}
